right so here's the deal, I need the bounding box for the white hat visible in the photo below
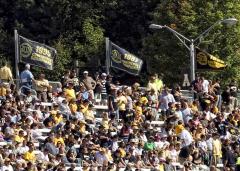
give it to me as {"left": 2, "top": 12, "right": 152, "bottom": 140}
{"left": 83, "top": 71, "right": 88, "bottom": 74}
{"left": 101, "top": 73, "right": 107, "bottom": 76}
{"left": 25, "top": 64, "right": 30, "bottom": 69}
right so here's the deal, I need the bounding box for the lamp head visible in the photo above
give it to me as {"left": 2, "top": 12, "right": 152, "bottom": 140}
{"left": 221, "top": 18, "right": 238, "bottom": 25}
{"left": 149, "top": 24, "right": 164, "bottom": 29}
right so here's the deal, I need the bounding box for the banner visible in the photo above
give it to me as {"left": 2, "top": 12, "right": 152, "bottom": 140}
{"left": 110, "top": 42, "right": 143, "bottom": 75}
{"left": 196, "top": 47, "right": 226, "bottom": 70}
{"left": 19, "top": 35, "right": 56, "bottom": 70}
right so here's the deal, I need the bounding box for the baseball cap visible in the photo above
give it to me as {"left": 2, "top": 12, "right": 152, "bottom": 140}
{"left": 83, "top": 71, "right": 88, "bottom": 74}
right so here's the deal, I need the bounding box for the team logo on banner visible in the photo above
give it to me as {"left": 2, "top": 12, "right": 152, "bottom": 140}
{"left": 112, "top": 49, "right": 122, "bottom": 63}
{"left": 20, "top": 43, "right": 32, "bottom": 58}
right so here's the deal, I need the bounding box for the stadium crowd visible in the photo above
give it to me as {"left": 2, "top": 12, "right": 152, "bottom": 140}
{"left": 0, "top": 63, "right": 239, "bottom": 171}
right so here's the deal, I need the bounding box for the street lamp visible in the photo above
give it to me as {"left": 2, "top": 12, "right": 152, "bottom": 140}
{"left": 149, "top": 18, "right": 238, "bottom": 82}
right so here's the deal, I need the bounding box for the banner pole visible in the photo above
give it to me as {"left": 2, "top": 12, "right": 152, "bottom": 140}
{"left": 105, "top": 37, "right": 110, "bottom": 75}
{"left": 14, "top": 29, "right": 20, "bottom": 90}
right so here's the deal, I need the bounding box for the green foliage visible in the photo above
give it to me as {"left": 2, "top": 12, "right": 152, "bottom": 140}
{"left": 143, "top": 0, "right": 240, "bottom": 86}
{"left": 0, "top": 0, "right": 240, "bottom": 86}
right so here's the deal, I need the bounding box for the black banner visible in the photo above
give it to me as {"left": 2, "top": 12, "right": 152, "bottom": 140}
{"left": 19, "top": 36, "right": 56, "bottom": 70}
{"left": 196, "top": 47, "right": 226, "bottom": 70}
{"left": 110, "top": 42, "right": 143, "bottom": 75}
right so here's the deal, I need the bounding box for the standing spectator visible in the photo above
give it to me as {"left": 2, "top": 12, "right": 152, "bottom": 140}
{"left": 179, "top": 127, "right": 193, "bottom": 147}
{"left": 82, "top": 71, "right": 96, "bottom": 99}
{"left": 201, "top": 76, "right": 209, "bottom": 93}
{"left": 160, "top": 87, "right": 175, "bottom": 113}
{"left": 95, "top": 73, "right": 107, "bottom": 104}
{"left": 20, "top": 64, "right": 34, "bottom": 93}
{"left": 171, "top": 84, "right": 182, "bottom": 102}
{"left": 35, "top": 74, "right": 51, "bottom": 102}
{"left": 191, "top": 76, "right": 203, "bottom": 100}
{"left": 154, "top": 73, "right": 164, "bottom": 94}
{"left": 222, "top": 86, "right": 231, "bottom": 112}
{"left": 0, "top": 62, "right": 13, "bottom": 83}
{"left": 61, "top": 70, "right": 70, "bottom": 87}
{"left": 116, "top": 90, "right": 127, "bottom": 120}
{"left": 100, "top": 73, "right": 108, "bottom": 102}
{"left": 69, "top": 70, "right": 80, "bottom": 92}
{"left": 147, "top": 75, "right": 158, "bottom": 95}
{"left": 108, "top": 88, "right": 118, "bottom": 120}
{"left": 213, "top": 79, "right": 221, "bottom": 109}
{"left": 105, "top": 74, "right": 114, "bottom": 95}
{"left": 212, "top": 133, "right": 222, "bottom": 165}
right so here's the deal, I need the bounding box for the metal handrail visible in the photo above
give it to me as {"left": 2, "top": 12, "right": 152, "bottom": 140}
{"left": 18, "top": 85, "right": 37, "bottom": 96}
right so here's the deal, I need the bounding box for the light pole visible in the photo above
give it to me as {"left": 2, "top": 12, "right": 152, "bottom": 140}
{"left": 149, "top": 18, "right": 238, "bottom": 82}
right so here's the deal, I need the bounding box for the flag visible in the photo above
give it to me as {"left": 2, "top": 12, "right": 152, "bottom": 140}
{"left": 109, "top": 41, "right": 143, "bottom": 75}
{"left": 19, "top": 35, "right": 56, "bottom": 70}
{"left": 196, "top": 47, "right": 226, "bottom": 70}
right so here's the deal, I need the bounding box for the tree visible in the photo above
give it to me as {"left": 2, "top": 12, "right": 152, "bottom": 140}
{"left": 143, "top": 0, "right": 240, "bottom": 86}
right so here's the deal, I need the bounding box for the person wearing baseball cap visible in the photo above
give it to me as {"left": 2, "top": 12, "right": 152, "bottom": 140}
{"left": 83, "top": 71, "right": 88, "bottom": 74}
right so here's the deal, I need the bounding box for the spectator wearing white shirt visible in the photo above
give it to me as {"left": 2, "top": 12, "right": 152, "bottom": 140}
{"left": 15, "top": 141, "right": 29, "bottom": 154}
{"left": 110, "top": 135, "right": 119, "bottom": 152}
{"left": 0, "top": 158, "right": 13, "bottom": 171}
{"left": 180, "top": 128, "right": 193, "bottom": 147}
{"left": 160, "top": 87, "right": 175, "bottom": 112}
{"left": 139, "top": 130, "right": 148, "bottom": 143}
{"left": 36, "top": 148, "right": 50, "bottom": 162}
{"left": 198, "top": 135, "right": 208, "bottom": 152}
{"left": 95, "top": 148, "right": 108, "bottom": 166}
{"left": 201, "top": 77, "right": 209, "bottom": 93}
{"left": 181, "top": 101, "right": 192, "bottom": 125}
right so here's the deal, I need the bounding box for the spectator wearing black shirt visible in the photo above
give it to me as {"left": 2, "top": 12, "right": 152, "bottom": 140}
{"left": 105, "top": 75, "right": 113, "bottom": 95}
{"left": 179, "top": 144, "right": 194, "bottom": 163}
{"left": 214, "top": 114, "right": 228, "bottom": 136}
{"left": 108, "top": 88, "right": 118, "bottom": 119}
{"left": 222, "top": 140, "right": 236, "bottom": 169}
{"left": 191, "top": 76, "right": 203, "bottom": 100}
{"left": 222, "top": 86, "right": 231, "bottom": 106}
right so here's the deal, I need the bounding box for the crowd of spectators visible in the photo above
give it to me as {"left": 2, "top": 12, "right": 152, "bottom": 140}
{"left": 0, "top": 63, "right": 239, "bottom": 171}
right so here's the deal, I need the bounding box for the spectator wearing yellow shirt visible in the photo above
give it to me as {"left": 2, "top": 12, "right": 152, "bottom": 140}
{"left": 0, "top": 62, "right": 13, "bottom": 82}
{"left": 53, "top": 112, "right": 63, "bottom": 125}
{"left": 53, "top": 132, "right": 65, "bottom": 146}
{"left": 84, "top": 104, "right": 95, "bottom": 124}
{"left": 79, "top": 120, "right": 86, "bottom": 134}
{"left": 0, "top": 83, "right": 7, "bottom": 97}
{"left": 191, "top": 100, "right": 199, "bottom": 113}
{"left": 50, "top": 103, "right": 59, "bottom": 117}
{"left": 101, "top": 112, "right": 109, "bottom": 130}
{"left": 140, "top": 94, "right": 148, "bottom": 106}
{"left": 212, "top": 133, "right": 222, "bottom": 165}
{"left": 80, "top": 99, "right": 89, "bottom": 114}
{"left": 175, "top": 120, "right": 185, "bottom": 135}
{"left": 118, "top": 142, "right": 126, "bottom": 158}
{"left": 14, "top": 130, "right": 25, "bottom": 143}
{"left": 24, "top": 142, "right": 36, "bottom": 163}
{"left": 64, "top": 82, "right": 76, "bottom": 102}
{"left": 147, "top": 75, "right": 158, "bottom": 95}
{"left": 69, "top": 99, "right": 78, "bottom": 114}
{"left": 116, "top": 90, "right": 127, "bottom": 119}
{"left": 135, "top": 101, "right": 143, "bottom": 116}
{"left": 154, "top": 73, "right": 164, "bottom": 93}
